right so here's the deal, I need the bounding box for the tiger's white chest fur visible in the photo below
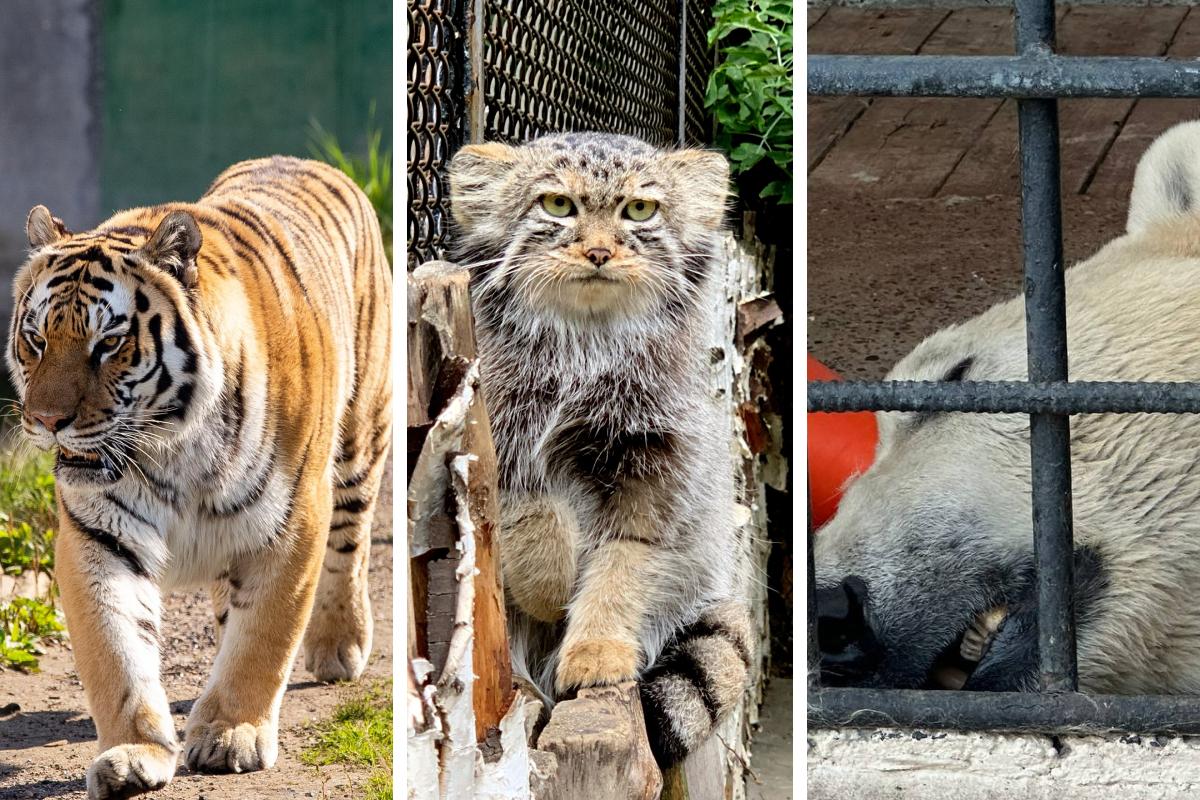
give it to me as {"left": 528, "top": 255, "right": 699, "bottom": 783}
{"left": 56, "top": 373, "right": 312, "bottom": 589}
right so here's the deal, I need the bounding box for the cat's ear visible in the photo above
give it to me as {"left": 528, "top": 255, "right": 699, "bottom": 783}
{"left": 449, "top": 143, "right": 522, "bottom": 226}
{"left": 662, "top": 149, "right": 731, "bottom": 228}
{"left": 26, "top": 206, "right": 71, "bottom": 248}
{"left": 135, "top": 211, "right": 203, "bottom": 288}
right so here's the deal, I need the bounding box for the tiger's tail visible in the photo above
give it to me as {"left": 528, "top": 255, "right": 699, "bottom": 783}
{"left": 639, "top": 600, "right": 755, "bottom": 767}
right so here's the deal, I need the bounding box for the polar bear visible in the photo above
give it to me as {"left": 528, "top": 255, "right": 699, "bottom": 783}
{"left": 814, "top": 120, "right": 1200, "bottom": 693}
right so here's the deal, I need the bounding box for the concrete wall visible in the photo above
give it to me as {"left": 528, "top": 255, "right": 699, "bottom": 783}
{"left": 100, "top": 0, "right": 392, "bottom": 212}
{"left": 0, "top": 0, "right": 101, "bottom": 328}
{"left": 810, "top": 728, "right": 1200, "bottom": 798}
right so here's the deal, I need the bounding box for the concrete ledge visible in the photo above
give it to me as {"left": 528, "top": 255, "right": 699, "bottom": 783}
{"left": 809, "top": 728, "right": 1200, "bottom": 799}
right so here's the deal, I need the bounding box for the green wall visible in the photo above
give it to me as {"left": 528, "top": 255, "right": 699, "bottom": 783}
{"left": 101, "top": 0, "right": 391, "bottom": 213}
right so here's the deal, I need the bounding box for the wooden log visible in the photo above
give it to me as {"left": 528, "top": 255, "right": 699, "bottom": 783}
{"left": 661, "top": 735, "right": 726, "bottom": 800}
{"left": 408, "top": 261, "right": 513, "bottom": 742}
{"left": 460, "top": 347, "right": 511, "bottom": 742}
{"left": 536, "top": 683, "right": 663, "bottom": 800}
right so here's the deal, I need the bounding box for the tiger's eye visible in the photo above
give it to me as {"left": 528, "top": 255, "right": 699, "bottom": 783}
{"left": 100, "top": 335, "right": 122, "bottom": 350}
{"left": 27, "top": 332, "right": 45, "bottom": 350}
{"left": 624, "top": 199, "right": 658, "bottom": 221}
{"left": 541, "top": 194, "right": 575, "bottom": 218}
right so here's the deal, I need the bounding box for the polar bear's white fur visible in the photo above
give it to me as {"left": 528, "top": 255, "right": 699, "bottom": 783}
{"left": 814, "top": 120, "right": 1200, "bottom": 693}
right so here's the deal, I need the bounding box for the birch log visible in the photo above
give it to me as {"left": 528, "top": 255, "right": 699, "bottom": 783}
{"left": 408, "top": 262, "right": 513, "bottom": 735}
{"left": 407, "top": 264, "right": 525, "bottom": 799}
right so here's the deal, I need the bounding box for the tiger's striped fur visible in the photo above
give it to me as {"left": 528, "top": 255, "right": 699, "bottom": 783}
{"left": 6, "top": 156, "right": 391, "bottom": 798}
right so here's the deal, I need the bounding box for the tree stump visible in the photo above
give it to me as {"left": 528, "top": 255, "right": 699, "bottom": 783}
{"left": 535, "top": 683, "right": 663, "bottom": 800}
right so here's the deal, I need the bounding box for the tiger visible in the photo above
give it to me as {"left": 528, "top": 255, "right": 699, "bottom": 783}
{"left": 5, "top": 156, "right": 391, "bottom": 798}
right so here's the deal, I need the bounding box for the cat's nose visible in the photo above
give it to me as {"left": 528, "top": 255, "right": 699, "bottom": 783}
{"left": 585, "top": 247, "right": 612, "bottom": 266}
{"left": 29, "top": 411, "right": 74, "bottom": 432}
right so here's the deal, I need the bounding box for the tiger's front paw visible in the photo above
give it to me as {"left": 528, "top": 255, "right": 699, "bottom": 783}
{"left": 87, "top": 742, "right": 177, "bottom": 799}
{"left": 183, "top": 716, "right": 277, "bottom": 774}
{"left": 305, "top": 606, "right": 372, "bottom": 682}
{"left": 555, "top": 638, "right": 640, "bottom": 694}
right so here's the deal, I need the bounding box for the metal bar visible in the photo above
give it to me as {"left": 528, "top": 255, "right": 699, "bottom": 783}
{"left": 1015, "top": 0, "right": 1077, "bottom": 694}
{"left": 810, "top": 688, "right": 1200, "bottom": 735}
{"left": 1015, "top": 0, "right": 1055, "bottom": 53}
{"left": 676, "top": 0, "right": 688, "bottom": 147}
{"left": 807, "top": 55, "right": 1200, "bottom": 98}
{"left": 808, "top": 482, "right": 819, "bottom": 690}
{"left": 464, "top": 0, "right": 486, "bottom": 144}
{"left": 807, "top": 380, "right": 1200, "bottom": 415}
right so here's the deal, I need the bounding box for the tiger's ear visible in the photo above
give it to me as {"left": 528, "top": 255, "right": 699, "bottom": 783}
{"left": 137, "top": 211, "right": 203, "bottom": 288}
{"left": 448, "top": 143, "right": 522, "bottom": 226}
{"left": 26, "top": 205, "right": 71, "bottom": 248}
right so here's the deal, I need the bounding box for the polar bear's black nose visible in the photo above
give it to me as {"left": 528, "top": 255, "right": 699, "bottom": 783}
{"left": 816, "top": 575, "right": 881, "bottom": 684}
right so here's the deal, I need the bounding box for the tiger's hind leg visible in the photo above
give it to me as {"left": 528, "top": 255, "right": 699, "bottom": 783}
{"left": 304, "top": 414, "right": 390, "bottom": 682}
{"left": 184, "top": 471, "right": 332, "bottom": 774}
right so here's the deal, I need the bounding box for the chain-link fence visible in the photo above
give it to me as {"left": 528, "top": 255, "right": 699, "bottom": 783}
{"left": 406, "top": 0, "right": 715, "bottom": 266}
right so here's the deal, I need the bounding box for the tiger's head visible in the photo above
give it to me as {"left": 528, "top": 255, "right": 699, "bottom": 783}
{"left": 6, "top": 206, "right": 212, "bottom": 485}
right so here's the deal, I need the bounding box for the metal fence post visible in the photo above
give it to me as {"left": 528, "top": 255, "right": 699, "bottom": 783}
{"left": 1014, "top": 0, "right": 1078, "bottom": 694}
{"left": 677, "top": 0, "right": 689, "bottom": 147}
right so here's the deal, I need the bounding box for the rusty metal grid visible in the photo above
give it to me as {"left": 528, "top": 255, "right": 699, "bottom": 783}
{"left": 407, "top": 0, "right": 466, "bottom": 266}
{"left": 479, "top": 0, "right": 681, "bottom": 146}
{"left": 407, "top": 0, "right": 719, "bottom": 266}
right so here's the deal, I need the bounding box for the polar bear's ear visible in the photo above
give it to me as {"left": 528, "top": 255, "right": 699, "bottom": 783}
{"left": 1127, "top": 121, "right": 1200, "bottom": 235}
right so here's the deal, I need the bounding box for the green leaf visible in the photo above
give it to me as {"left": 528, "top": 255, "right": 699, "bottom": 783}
{"left": 705, "top": 0, "right": 793, "bottom": 206}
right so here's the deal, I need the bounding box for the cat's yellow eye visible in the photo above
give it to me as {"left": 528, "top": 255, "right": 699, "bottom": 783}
{"left": 623, "top": 199, "right": 658, "bottom": 222}
{"left": 541, "top": 194, "right": 575, "bottom": 218}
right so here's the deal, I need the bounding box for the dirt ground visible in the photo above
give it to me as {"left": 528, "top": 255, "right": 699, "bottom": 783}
{"left": 0, "top": 459, "right": 393, "bottom": 800}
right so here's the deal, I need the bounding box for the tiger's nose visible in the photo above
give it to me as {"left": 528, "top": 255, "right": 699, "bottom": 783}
{"left": 29, "top": 411, "right": 73, "bottom": 433}
{"left": 585, "top": 247, "right": 613, "bottom": 266}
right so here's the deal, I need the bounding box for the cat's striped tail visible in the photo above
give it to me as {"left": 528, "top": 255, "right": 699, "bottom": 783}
{"left": 639, "top": 600, "right": 755, "bottom": 767}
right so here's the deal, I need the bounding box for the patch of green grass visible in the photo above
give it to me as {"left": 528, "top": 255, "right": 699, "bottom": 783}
{"left": 364, "top": 772, "right": 392, "bottom": 800}
{"left": 309, "top": 105, "right": 393, "bottom": 265}
{"left": 0, "top": 448, "right": 61, "bottom": 671}
{"left": 302, "top": 681, "right": 392, "bottom": 799}
{"left": 0, "top": 596, "right": 64, "bottom": 672}
{"left": 0, "top": 450, "right": 57, "bottom": 578}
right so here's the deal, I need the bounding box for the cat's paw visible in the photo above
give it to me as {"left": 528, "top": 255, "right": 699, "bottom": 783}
{"left": 305, "top": 602, "right": 373, "bottom": 682}
{"left": 183, "top": 717, "right": 277, "bottom": 774}
{"left": 555, "top": 638, "right": 640, "bottom": 693}
{"left": 86, "top": 742, "right": 177, "bottom": 799}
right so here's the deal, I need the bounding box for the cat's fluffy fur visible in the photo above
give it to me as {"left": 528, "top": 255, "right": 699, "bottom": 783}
{"left": 448, "top": 132, "right": 752, "bottom": 766}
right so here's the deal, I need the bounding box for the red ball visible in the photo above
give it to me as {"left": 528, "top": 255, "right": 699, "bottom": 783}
{"left": 808, "top": 355, "right": 878, "bottom": 530}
